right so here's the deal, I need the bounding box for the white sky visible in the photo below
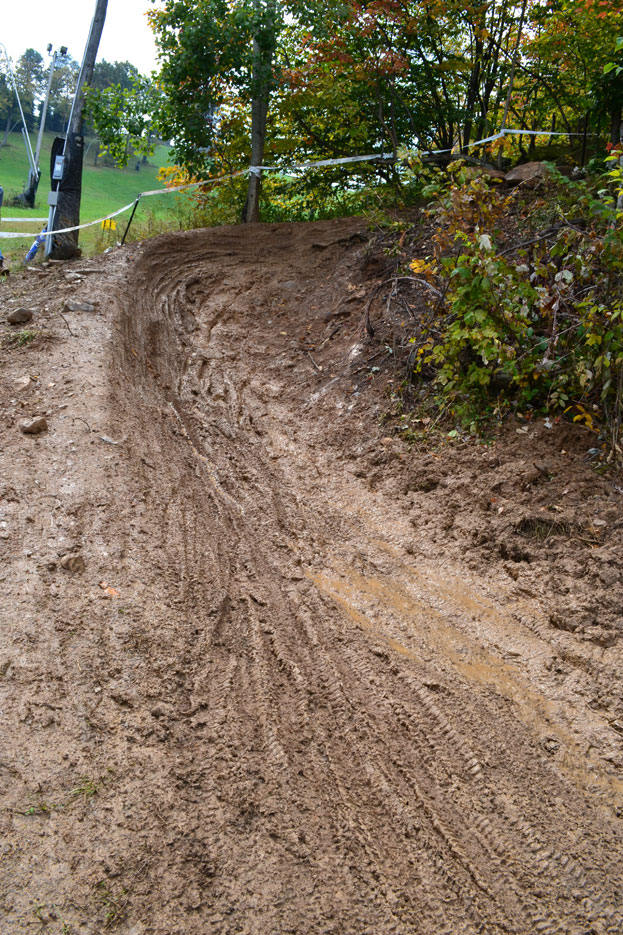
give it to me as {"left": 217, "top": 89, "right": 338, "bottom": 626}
{"left": 1, "top": 0, "right": 163, "bottom": 75}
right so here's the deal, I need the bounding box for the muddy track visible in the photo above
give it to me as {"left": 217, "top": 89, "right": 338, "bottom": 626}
{"left": 1, "top": 220, "right": 623, "bottom": 934}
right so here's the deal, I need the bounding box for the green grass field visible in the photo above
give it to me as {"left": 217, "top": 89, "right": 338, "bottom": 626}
{"left": 0, "top": 131, "right": 190, "bottom": 265}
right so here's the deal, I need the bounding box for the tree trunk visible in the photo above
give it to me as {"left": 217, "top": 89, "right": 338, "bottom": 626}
{"left": 242, "top": 0, "right": 276, "bottom": 224}
{"left": 243, "top": 41, "right": 270, "bottom": 222}
{"left": 617, "top": 118, "right": 623, "bottom": 216}
{"left": 50, "top": 0, "right": 108, "bottom": 259}
{"left": 611, "top": 107, "right": 623, "bottom": 146}
{"left": 1, "top": 113, "right": 13, "bottom": 147}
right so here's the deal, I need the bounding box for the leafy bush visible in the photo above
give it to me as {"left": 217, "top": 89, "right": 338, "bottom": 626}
{"left": 406, "top": 163, "right": 623, "bottom": 457}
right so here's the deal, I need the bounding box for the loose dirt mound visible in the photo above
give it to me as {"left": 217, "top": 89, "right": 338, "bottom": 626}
{"left": 1, "top": 219, "right": 622, "bottom": 935}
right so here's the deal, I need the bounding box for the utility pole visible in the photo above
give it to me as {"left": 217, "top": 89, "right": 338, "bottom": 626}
{"left": 23, "top": 45, "right": 67, "bottom": 208}
{"left": 48, "top": 0, "right": 107, "bottom": 258}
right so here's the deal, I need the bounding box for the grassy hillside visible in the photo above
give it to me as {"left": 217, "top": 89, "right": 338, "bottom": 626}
{"left": 0, "top": 132, "right": 187, "bottom": 264}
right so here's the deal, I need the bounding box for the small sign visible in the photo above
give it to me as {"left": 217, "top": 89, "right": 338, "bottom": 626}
{"left": 101, "top": 218, "right": 117, "bottom": 231}
{"left": 52, "top": 155, "right": 66, "bottom": 181}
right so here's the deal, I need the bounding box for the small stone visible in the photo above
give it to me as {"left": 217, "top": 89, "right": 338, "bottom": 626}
{"left": 542, "top": 737, "right": 560, "bottom": 754}
{"left": 20, "top": 416, "right": 47, "bottom": 435}
{"left": 549, "top": 612, "right": 579, "bottom": 632}
{"left": 14, "top": 375, "right": 33, "bottom": 394}
{"left": 7, "top": 307, "right": 33, "bottom": 325}
{"left": 60, "top": 553, "right": 85, "bottom": 573}
{"left": 64, "top": 300, "right": 96, "bottom": 313}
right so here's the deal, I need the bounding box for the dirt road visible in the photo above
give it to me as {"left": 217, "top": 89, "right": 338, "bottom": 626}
{"left": 1, "top": 220, "right": 622, "bottom": 934}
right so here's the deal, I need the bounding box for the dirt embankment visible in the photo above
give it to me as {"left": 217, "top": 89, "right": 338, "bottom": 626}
{"left": 1, "top": 219, "right": 622, "bottom": 935}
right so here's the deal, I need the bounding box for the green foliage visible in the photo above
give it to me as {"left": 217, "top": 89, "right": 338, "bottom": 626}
{"left": 147, "top": 0, "right": 283, "bottom": 178}
{"left": 85, "top": 75, "right": 162, "bottom": 166}
{"left": 406, "top": 166, "right": 623, "bottom": 456}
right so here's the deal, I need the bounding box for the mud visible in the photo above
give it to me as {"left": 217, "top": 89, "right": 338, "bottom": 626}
{"left": 1, "top": 219, "right": 622, "bottom": 935}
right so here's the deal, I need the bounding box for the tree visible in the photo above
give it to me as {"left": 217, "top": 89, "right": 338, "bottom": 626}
{"left": 46, "top": 53, "right": 80, "bottom": 134}
{"left": 0, "top": 59, "right": 15, "bottom": 146}
{"left": 524, "top": 0, "right": 623, "bottom": 149}
{"left": 91, "top": 59, "right": 140, "bottom": 92}
{"left": 148, "top": 0, "right": 283, "bottom": 221}
{"left": 13, "top": 49, "right": 45, "bottom": 130}
{"left": 85, "top": 73, "right": 162, "bottom": 165}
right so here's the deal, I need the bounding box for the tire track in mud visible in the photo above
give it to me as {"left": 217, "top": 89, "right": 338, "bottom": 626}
{"left": 94, "top": 223, "right": 623, "bottom": 935}
{"left": 3, "top": 223, "right": 620, "bottom": 933}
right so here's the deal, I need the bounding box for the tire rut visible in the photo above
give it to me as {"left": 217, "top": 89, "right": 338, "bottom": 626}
{"left": 2, "top": 222, "right": 622, "bottom": 935}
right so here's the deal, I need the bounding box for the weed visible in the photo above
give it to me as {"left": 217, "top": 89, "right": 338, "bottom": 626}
{"left": 69, "top": 777, "right": 98, "bottom": 801}
{"left": 95, "top": 881, "right": 128, "bottom": 930}
{"left": 21, "top": 801, "right": 60, "bottom": 816}
{"left": 2, "top": 329, "right": 38, "bottom": 349}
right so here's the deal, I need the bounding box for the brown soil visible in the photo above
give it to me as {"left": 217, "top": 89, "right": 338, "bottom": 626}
{"left": 1, "top": 218, "right": 622, "bottom": 935}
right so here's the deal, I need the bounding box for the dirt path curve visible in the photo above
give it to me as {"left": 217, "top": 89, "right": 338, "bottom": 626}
{"left": 1, "top": 220, "right": 623, "bottom": 935}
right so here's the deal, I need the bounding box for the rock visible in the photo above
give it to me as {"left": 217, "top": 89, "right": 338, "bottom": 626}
{"left": 504, "top": 162, "right": 552, "bottom": 185}
{"left": 549, "top": 612, "right": 580, "bottom": 632}
{"left": 64, "top": 300, "right": 96, "bottom": 313}
{"left": 13, "top": 375, "right": 33, "bottom": 394}
{"left": 542, "top": 737, "right": 560, "bottom": 754}
{"left": 533, "top": 460, "right": 550, "bottom": 475}
{"left": 7, "top": 307, "right": 33, "bottom": 325}
{"left": 19, "top": 416, "right": 47, "bottom": 435}
{"left": 60, "top": 553, "right": 86, "bottom": 573}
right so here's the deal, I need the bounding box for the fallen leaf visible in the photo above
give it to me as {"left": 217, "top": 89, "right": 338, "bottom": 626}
{"left": 99, "top": 581, "right": 119, "bottom": 597}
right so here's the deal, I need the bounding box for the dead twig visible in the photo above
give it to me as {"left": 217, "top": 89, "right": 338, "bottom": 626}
{"left": 58, "top": 311, "right": 75, "bottom": 336}
{"left": 72, "top": 416, "right": 92, "bottom": 432}
{"left": 318, "top": 325, "right": 341, "bottom": 350}
{"left": 495, "top": 223, "right": 587, "bottom": 257}
{"left": 306, "top": 350, "right": 322, "bottom": 373}
{"left": 364, "top": 275, "right": 444, "bottom": 337}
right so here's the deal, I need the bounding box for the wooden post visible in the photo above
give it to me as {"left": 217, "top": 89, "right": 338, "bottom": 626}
{"left": 50, "top": 0, "right": 108, "bottom": 258}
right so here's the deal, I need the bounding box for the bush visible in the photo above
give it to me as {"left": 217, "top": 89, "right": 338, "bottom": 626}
{"left": 406, "top": 162, "right": 623, "bottom": 457}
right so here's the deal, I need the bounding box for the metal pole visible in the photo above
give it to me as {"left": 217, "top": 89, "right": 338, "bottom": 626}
{"left": 34, "top": 51, "right": 58, "bottom": 171}
{"left": 0, "top": 43, "right": 37, "bottom": 176}
{"left": 121, "top": 197, "right": 141, "bottom": 245}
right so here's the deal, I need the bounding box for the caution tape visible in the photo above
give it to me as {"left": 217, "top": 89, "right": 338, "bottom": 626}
{"left": 0, "top": 126, "right": 604, "bottom": 241}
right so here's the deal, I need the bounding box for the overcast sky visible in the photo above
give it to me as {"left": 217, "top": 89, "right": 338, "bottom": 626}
{"left": 1, "top": 0, "right": 163, "bottom": 75}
